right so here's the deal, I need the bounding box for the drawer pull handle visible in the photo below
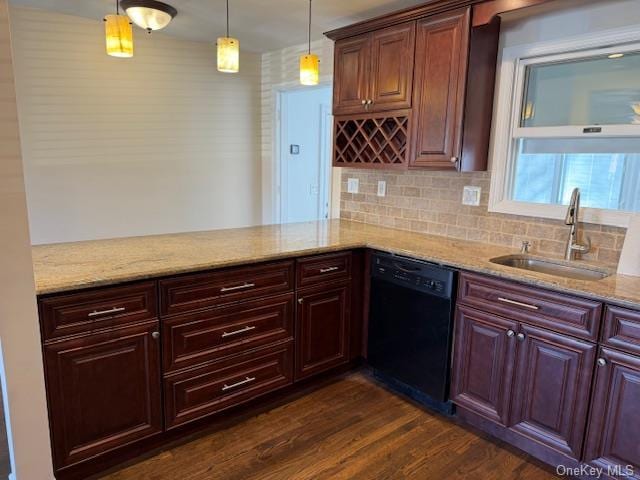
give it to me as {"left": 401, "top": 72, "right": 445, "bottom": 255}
{"left": 220, "top": 282, "right": 256, "bottom": 293}
{"left": 221, "top": 325, "right": 256, "bottom": 338}
{"left": 497, "top": 297, "right": 539, "bottom": 310}
{"left": 88, "top": 306, "right": 126, "bottom": 318}
{"left": 319, "top": 266, "right": 339, "bottom": 274}
{"left": 222, "top": 376, "right": 256, "bottom": 391}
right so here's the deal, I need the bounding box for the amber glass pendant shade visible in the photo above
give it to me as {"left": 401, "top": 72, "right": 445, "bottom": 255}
{"left": 217, "top": 37, "right": 239, "bottom": 73}
{"left": 105, "top": 14, "right": 133, "bottom": 58}
{"left": 300, "top": 54, "right": 320, "bottom": 85}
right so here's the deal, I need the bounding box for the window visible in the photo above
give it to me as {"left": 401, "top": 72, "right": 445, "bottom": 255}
{"left": 489, "top": 28, "right": 640, "bottom": 227}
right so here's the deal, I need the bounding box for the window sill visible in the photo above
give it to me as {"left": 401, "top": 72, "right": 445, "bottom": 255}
{"left": 489, "top": 199, "right": 632, "bottom": 228}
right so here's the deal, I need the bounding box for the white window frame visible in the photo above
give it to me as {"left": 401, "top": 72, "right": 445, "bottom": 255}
{"left": 488, "top": 25, "right": 640, "bottom": 228}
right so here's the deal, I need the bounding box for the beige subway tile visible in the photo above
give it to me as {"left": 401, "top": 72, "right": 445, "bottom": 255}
{"left": 526, "top": 223, "right": 557, "bottom": 239}
{"left": 489, "top": 232, "right": 515, "bottom": 247}
{"left": 457, "top": 215, "right": 479, "bottom": 228}
{"left": 538, "top": 239, "right": 566, "bottom": 257}
{"left": 466, "top": 229, "right": 489, "bottom": 243}
{"left": 402, "top": 186, "right": 421, "bottom": 197}
{"left": 402, "top": 208, "right": 420, "bottom": 220}
{"left": 501, "top": 220, "right": 527, "bottom": 235}
{"left": 598, "top": 248, "right": 621, "bottom": 266}
{"left": 447, "top": 225, "right": 468, "bottom": 240}
{"left": 428, "top": 223, "right": 447, "bottom": 236}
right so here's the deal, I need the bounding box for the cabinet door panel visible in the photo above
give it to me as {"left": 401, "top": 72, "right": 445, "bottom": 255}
{"left": 410, "top": 9, "right": 469, "bottom": 169}
{"left": 295, "top": 282, "right": 351, "bottom": 380}
{"left": 333, "top": 35, "right": 370, "bottom": 115}
{"left": 370, "top": 22, "right": 415, "bottom": 111}
{"left": 44, "top": 322, "right": 162, "bottom": 470}
{"left": 450, "top": 305, "right": 517, "bottom": 426}
{"left": 510, "top": 324, "right": 596, "bottom": 459}
{"left": 584, "top": 347, "right": 640, "bottom": 478}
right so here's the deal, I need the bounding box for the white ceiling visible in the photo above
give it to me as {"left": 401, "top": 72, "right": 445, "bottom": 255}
{"left": 8, "top": 0, "right": 430, "bottom": 52}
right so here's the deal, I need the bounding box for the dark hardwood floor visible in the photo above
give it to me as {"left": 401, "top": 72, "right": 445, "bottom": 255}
{"left": 100, "top": 371, "right": 558, "bottom": 480}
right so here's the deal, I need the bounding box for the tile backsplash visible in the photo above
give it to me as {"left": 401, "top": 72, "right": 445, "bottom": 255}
{"left": 340, "top": 169, "right": 627, "bottom": 268}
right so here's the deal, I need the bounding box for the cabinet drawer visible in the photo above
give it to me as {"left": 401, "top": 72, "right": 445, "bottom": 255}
{"left": 163, "top": 293, "right": 294, "bottom": 373}
{"left": 458, "top": 272, "right": 602, "bottom": 341}
{"left": 39, "top": 282, "right": 157, "bottom": 341}
{"left": 164, "top": 341, "right": 293, "bottom": 429}
{"left": 602, "top": 305, "right": 640, "bottom": 356}
{"left": 160, "top": 261, "right": 294, "bottom": 316}
{"left": 296, "top": 252, "right": 352, "bottom": 288}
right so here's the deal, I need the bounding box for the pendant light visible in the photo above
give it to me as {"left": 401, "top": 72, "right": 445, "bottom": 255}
{"left": 217, "top": 0, "right": 239, "bottom": 73}
{"left": 300, "top": 0, "right": 319, "bottom": 86}
{"left": 104, "top": 0, "right": 133, "bottom": 58}
{"left": 120, "top": 0, "right": 177, "bottom": 33}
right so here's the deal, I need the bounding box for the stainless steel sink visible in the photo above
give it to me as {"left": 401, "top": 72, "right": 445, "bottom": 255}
{"left": 490, "top": 254, "right": 611, "bottom": 281}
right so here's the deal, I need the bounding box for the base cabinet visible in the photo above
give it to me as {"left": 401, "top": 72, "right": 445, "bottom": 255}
{"left": 43, "top": 322, "right": 162, "bottom": 470}
{"left": 295, "top": 282, "right": 351, "bottom": 380}
{"left": 450, "top": 305, "right": 517, "bottom": 426}
{"left": 452, "top": 275, "right": 598, "bottom": 465}
{"left": 583, "top": 347, "right": 640, "bottom": 479}
{"left": 510, "top": 324, "right": 595, "bottom": 459}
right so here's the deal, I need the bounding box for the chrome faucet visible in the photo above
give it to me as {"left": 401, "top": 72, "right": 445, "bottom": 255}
{"left": 564, "top": 188, "right": 591, "bottom": 261}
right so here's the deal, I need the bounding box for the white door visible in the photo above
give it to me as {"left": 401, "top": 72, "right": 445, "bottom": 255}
{"left": 280, "top": 86, "right": 332, "bottom": 223}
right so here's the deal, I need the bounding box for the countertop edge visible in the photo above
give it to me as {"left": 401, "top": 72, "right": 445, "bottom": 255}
{"left": 34, "top": 240, "right": 640, "bottom": 311}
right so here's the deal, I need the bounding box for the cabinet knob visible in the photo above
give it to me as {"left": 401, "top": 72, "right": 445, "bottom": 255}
{"left": 361, "top": 100, "right": 367, "bottom": 105}
{"left": 151, "top": 331, "right": 160, "bottom": 340}
{"left": 298, "top": 298, "right": 304, "bottom": 305}
{"left": 367, "top": 99, "right": 373, "bottom": 105}
{"left": 516, "top": 333, "right": 526, "bottom": 342}
{"left": 597, "top": 358, "right": 607, "bottom": 367}
{"left": 450, "top": 156, "right": 458, "bottom": 164}
{"left": 506, "top": 329, "right": 515, "bottom": 337}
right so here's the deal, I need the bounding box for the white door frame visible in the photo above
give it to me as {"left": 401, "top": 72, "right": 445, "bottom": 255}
{"left": 272, "top": 81, "right": 337, "bottom": 224}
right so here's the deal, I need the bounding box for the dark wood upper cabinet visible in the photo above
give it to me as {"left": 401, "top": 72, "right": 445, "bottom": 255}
{"left": 333, "top": 22, "right": 415, "bottom": 116}
{"left": 44, "top": 322, "right": 162, "bottom": 470}
{"left": 410, "top": 9, "right": 469, "bottom": 169}
{"left": 450, "top": 305, "right": 518, "bottom": 426}
{"left": 369, "top": 23, "right": 416, "bottom": 111}
{"left": 584, "top": 347, "right": 640, "bottom": 479}
{"left": 333, "top": 34, "right": 371, "bottom": 115}
{"left": 329, "top": 5, "right": 498, "bottom": 171}
{"left": 510, "top": 324, "right": 596, "bottom": 460}
{"left": 295, "top": 282, "right": 351, "bottom": 380}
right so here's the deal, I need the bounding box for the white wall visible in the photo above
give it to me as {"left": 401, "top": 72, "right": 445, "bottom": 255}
{"left": 10, "top": 6, "right": 263, "bottom": 245}
{"left": 0, "top": 1, "right": 54, "bottom": 478}
{"left": 261, "top": 38, "right": 338, "bottom": 224}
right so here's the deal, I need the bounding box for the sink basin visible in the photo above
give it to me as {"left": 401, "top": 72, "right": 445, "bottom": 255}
{"left": 490, "top": 254, "right": 611, "bottom": 281}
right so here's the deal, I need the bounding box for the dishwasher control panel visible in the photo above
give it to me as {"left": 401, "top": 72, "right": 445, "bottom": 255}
{"left": 371, "top": 252, "right": 455, "bottom": 298}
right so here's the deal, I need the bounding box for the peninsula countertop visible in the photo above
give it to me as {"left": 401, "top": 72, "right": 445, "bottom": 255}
{"left": 31, "top": 219, "right": 640, "bottom": 309}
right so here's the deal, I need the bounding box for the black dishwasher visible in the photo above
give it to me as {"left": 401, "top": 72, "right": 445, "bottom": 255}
{"left": 367, "top": 251, "right": 457, "bottom": 414}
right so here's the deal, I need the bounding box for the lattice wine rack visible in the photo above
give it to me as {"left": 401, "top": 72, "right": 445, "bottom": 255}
{"left": 334, "top": 110, "right": 410, "bottom": 169}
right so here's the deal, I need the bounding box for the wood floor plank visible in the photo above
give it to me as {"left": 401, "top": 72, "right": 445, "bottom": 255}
{"left": 100, "top": 371, "right": 559, "bottom": 480}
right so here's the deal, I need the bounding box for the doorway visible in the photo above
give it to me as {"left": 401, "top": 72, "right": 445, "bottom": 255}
{"left": 278, "top": 85, "right": 333, "bottom": 224}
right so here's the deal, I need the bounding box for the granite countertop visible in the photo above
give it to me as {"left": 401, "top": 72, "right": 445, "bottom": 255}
{"left": 31, "top": 219, "right": 640, "bottom": 309}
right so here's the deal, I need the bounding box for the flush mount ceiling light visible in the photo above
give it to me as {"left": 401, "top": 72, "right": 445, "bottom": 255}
{"left": 104, "top": 0, "right": 133, "bottom": 58}
{"left": 300, "top": 0, "right": 319, "bottom": 85}
{"left": 120, "top": 0, "right": 177, "bottom": 33}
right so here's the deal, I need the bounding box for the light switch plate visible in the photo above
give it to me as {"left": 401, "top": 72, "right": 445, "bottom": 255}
{"left": 377, "top": 181, "right": 386, "bottom": 197}
{"left": 347, "top": 178, "right": 359, "bottom": 194}
{"left": 462, "top": 186, "right": 481, "bottom": 206}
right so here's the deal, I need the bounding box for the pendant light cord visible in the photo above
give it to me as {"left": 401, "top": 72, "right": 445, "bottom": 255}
{"left": 116, "top": 0, "right": 119, "bottom": 15}
{"left": 226, "top": 0, "right": 230, "bottom": 37}
{"left": 308, "top": 0, "right": 312, "bottom": 54}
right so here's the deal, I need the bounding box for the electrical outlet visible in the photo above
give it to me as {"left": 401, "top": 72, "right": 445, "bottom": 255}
{"left": 377, "top": 181, "right": 386, "bottom": 197}
{"left": 347, "top": 178, "right": 359, "bottom": 194}
{"left": 462, "top": 186, "right": 481, "bottom": 206}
